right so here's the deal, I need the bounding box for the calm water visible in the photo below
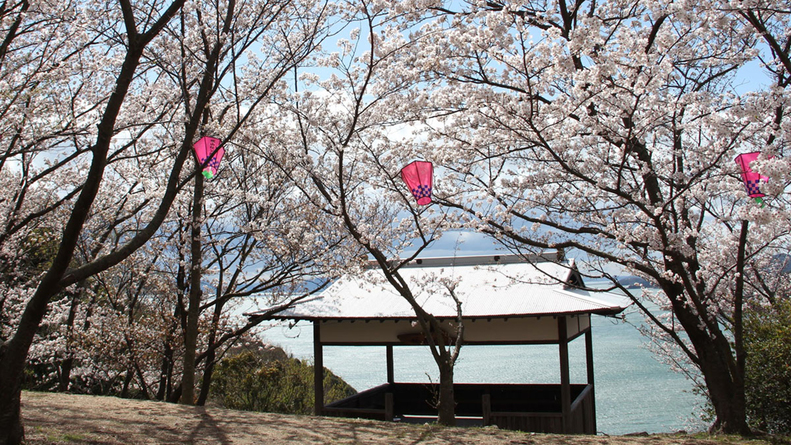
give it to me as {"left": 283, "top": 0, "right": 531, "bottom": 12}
{"left": 259, "top": 311, "right": 706, "bottom": 435}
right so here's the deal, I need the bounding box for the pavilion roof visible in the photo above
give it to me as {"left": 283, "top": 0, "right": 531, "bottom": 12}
{"left": 252, "top": 253, "right": 630, "bottom": 321}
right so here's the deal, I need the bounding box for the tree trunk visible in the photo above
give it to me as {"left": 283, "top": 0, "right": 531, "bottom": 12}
{"left": 121, "top": 370, "right": 134, "bottom": 398}
{"left": 0, "top": 274, "right": 73, "bottom": 445}
{"left": 181, "top": 171, "right": 204, "bottom": 405}
{"left": 57, "top": 289, "right": 81, "bottom": 392}
{"left": 57, "top": 357, "right": 74, "bottom": 393}
{"left": 196, "top": 358, "right": 215, "bottom": 406}
{"left": 196, "top": 300, "right": 223, "bottom": 406}
{"left": 157, "top": 337, "right": 175, "bottom": 401}
{"left": 700, "top": 344, "right": 750, "bottom": 434}
{"left": 436, "top": 356, "right": 456, "bottom": 426}
{"left": 668, "top": 286, "right": 750, "bottom": 435}
{"left": 0, "top": 365, "right": 24, "bottom": 445}
{"left": 168, "top": 384, "right": 183, "bottom": 404}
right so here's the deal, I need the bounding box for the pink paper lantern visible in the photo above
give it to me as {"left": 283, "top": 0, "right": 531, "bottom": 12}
{"left": 401, "top": 161, "right": 433, "bottom": 205}
{"left": 735, "top": 152, "right": 768, "bottom": 198}
{"left": 193, "top": 136, "right": 225, "bottom": 179}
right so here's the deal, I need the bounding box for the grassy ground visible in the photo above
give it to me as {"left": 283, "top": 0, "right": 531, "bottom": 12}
{"left": 20, "top": 391, "right": 790, "bottom": 444}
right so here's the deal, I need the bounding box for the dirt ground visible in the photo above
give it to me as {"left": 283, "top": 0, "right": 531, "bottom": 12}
{"left": 20, "top": 391, "right": 783, "bottom": 444}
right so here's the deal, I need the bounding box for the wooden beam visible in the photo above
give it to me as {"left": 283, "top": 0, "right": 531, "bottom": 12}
{"left": 386, "top": 344, "right": 394, "bottom": 384}
{"left": 385, "top": 392, "right": 394, "bottom": 421}
{"left": 558, "top": 316, "right": 571, "bottom": 433}
{"left": 482, "top": 393, "right": 492, "bottom": 426}
{"left": 585, "top": 328, "right": 594, "bottom": 385}
{"left": 313, "top": 320, "right": 324, "bottom": 416}
{"left": 586, "top": 328, "right": 597, "bottom": 432}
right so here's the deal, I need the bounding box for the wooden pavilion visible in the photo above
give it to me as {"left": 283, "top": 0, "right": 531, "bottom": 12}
{"left": 250, "top": 252, "right": 629, "bottom": 434}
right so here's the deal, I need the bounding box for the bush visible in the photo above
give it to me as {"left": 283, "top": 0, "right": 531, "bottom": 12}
{"left": 210, "top": 346, "right": 356, "bottom": 414}
{"left": 744, "top": 299, "right": 791, "bottom": 434}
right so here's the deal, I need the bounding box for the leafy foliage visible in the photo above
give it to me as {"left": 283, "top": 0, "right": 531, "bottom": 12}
{"left": 745, "top": 300, "right": 791, "bottom": 434}
{"left": 210, "top": 346, "right": 356, "bottom": 415}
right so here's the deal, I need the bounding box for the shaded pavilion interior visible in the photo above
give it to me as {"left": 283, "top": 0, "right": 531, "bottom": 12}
{"left": 252, "top": 252, "right": 629, "bottom": 434}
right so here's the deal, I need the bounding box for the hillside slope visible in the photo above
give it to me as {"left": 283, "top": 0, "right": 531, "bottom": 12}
{"left": 20, "top": 391, "right": 776, "bottom": 444}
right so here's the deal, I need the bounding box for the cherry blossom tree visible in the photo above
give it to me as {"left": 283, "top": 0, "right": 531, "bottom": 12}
{"left": 146, "top": 0, "right": 336, "bottom": 404}
{"left": 31, "top": 174, "right": 340, "bottom": 403}
{"left": 0, "top": 1, "right": 190, "bottom": 441}
{"left": 0, "top": 0, "right": 334, "bottom": 441}
{"left": 366, "top": 0, "right": 791, "bottom": 434}
{"left": 261, "top": 1, "right": 468, "bottom": 424}
{"left": 193, "top": 145, "right": 348, "bottom": 405}
{"left": 146, "top": 139, "right": 347, "bottom": 405}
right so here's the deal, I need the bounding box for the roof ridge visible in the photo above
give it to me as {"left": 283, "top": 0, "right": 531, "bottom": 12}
{"left": 372, "top": 251, "right": 563, "bottom": 269}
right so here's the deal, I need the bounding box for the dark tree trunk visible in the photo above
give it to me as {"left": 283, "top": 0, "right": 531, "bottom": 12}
{"left": 181, "top": 171, "right": 203, "bottom": 405}
{"left": 701, "top": 347, "right": 749, "bottom": 434}
{"left": 664, "top": 278, "right": 750, "bottom": 435}
{"left": 196, "top": 359, "right": 215, "bottom": 406}
{"left": 196, "top": 300, "right": 223, "bottom": 406}
{"left": 436, "top": 356, "right": 456, "bottom": 426}
{"left": 121, "top": 369, "right": 134, "bottom": 398}
{"left": 0, "top": 362, "right": 24, "bottom": 445}
{"left": 157, "top": 336, "right": 175, "bottom": 401}
{"left": 57, "top": 357, "right": 74, "bottom": 392}
{"left": 168, "top": 384, "right": 183, "bottom": 404}
{"left": 0, "top": 266, "right": 81, "bottom": 444}
{"left": 57, "top": 289, "right": 81, "bottom": 392}
{"left": 134, "top": 363, "right": 151, "bottom": 400}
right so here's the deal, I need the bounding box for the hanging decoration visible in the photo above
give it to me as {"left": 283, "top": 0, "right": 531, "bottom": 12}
{"left": 400, "top": 160, "right": 433, "bottom": 205}
{"left": 193, "top": 136, "right": 225, "bottom": 179}
{"left": 735, "top": 152, "right": 769, "bottom": 205}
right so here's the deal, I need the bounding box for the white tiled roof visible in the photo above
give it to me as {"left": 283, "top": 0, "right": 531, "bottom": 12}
{"left": 257, "top": 254, "right": 630, "bottom": 320}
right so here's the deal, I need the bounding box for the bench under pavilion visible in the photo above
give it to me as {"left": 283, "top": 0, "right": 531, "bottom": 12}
{"left": 250, "top": 252, "right": 630, "bottom": 434}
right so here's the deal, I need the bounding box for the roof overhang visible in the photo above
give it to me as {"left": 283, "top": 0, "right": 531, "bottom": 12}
{"left": 249, "top": 254, "right": 630, "bottom": 345}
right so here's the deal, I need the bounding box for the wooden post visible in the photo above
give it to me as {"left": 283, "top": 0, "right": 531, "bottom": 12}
{"left": 385, "top": 344, "right": 395, "bottom": 421}
{"left": 558, "top": 316, "right": 571, "bottom": 433}
{"left": 482, "top": 393, "right": 492, "bottom": 426}
{"left": 585, "top": 327, "right": 597, "bottom": 432}
{"left": 385, "top": 392, "right": 394, "bottom": 421}
{"left": 386, "top": 344, "right": 394, "bottom": 384}
{"left": 313, "top": 320, "right": 324, "bottom": 416}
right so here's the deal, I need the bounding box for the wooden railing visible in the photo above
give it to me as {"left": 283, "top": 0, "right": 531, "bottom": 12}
{"left": 482, "top": 383, "right": 594, "bottom": 433}
{"left": 324, "top": 382, "right": 596, "bottom": 434}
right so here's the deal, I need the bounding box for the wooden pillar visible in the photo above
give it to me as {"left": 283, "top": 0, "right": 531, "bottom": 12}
{"left": 385, "top": 344, "right": 395, "bottom": 422}
{"left": 585, "top": 327, "right": 594, "bottom": 385}
{"left": 585, "top": 327, "right": 597, "bottom": 432}
{"left": 385, "top": 392, "right": 394, "bottom": 421}
{"left": 313, "top": 320, "right": 324, "bottom": 416}
{"left": 482, "top": 393, "right": 492, "bottom": 426}
{"left": 386, "top": 345, "right": 394, "bottom": 384}
{"left": 558, "top": 316, "right": 571, "bottom": 433}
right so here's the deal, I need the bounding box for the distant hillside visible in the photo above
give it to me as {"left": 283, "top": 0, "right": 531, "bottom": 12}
{"left": 616, "top": 276, "right": 656, "bottom": 289}
{"left": 770, "top": 254, "right": 791, "bottom": 274}
{"left": 211, "top": 344, "right": 356, "bottom": 415}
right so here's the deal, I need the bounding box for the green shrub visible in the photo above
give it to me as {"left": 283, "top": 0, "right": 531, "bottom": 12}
{"left": 744, "top": 299, "right": 791, "bottom": 434}
{"left": 210, "top": 347, "right": 356, "bottom": 414}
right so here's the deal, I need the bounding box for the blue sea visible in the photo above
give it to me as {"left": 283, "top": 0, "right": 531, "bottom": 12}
{"left": 258, "top": 309, "right": 707, "bottom": 435}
